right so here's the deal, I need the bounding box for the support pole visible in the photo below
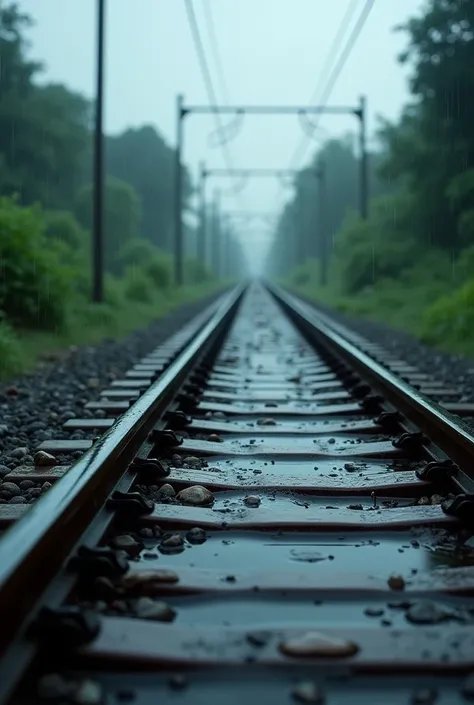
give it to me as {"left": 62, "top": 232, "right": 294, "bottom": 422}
{"left": 174, "top": 94, "right": 184, "bottom": 286}
{"left": 92, "top": 0, "right": 105, "bottom": 303}
{"left": 319, "top": 159, "right": 328, "bottom": 286}
{"left": 359, "top": 95, "right": 368, "bottom": 220}
{"left": 197, "top": 162, "right": 207, "bottom": 268}
{"left": 211, "top": 190, "right": 220, "bottom": 278}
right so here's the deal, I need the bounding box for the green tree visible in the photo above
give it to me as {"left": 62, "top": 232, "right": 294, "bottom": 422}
{"left": 75, "top": 177, "right": 142, "bottom": 273}
{"left": 106, "top": 126, "right": 192, "bottom": 251}
{"left": 0, "top": 3, "right": 91, "bottom": 208}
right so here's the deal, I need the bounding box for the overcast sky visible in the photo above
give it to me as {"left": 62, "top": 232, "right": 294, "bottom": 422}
{"left": 19, "top": 0, "right": 425, "bottom": 264}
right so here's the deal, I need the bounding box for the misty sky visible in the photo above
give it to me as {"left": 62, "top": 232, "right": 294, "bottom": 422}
{"left": 19, "top": 0, "right": 425, "bottom": 263}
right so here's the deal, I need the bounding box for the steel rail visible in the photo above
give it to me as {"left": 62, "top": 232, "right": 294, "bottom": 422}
{"left": 0, "top": 284, "right": 245, "bottom": 655}
{"left": 268, "top": 283, "right": 474, "bottom": 485}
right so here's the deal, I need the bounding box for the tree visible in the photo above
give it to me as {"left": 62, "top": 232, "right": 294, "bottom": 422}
{"left": 75, "top": 177, "right": 142, "bottom": 273}
{"left": 106, "top": 126, "right": 192, "bottom": 252}
{"left": 0, "top": 3, "right": 91, "bottom": 209}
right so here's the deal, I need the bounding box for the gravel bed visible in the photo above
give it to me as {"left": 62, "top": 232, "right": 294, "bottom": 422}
{"left": 296, "top": 293, "right": 474, "bottom": 404}
{"left": 0, "top": 293, "right": 223, "bottom": 505}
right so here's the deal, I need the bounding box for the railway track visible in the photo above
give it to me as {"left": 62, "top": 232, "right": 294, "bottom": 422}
{"left": 2, "top": 282, "right": 474, "bottom": 704}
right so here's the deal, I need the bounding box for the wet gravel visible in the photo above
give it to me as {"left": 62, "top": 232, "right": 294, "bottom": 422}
{"left": 0, "top": 293, "right": 222, "bottom": 503}
{"left": 297, "top": 293, "right": 474, "bottom": 405}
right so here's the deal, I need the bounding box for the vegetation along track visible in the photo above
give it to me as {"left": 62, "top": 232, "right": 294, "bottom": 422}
{"left": 2, "top": 283, "right": 474, "bottom": 704}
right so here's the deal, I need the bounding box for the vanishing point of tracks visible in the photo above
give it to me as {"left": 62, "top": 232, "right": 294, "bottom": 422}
{"left": 2, "top": 282, "right": 474, "bottom": 704}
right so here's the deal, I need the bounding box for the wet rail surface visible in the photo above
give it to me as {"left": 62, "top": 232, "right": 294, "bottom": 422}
{"left": 4, "top": 284, "right": 474, "bottom": 705}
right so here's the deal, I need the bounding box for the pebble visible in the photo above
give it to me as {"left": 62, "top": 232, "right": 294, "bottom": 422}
{"left": 208, "top": 433, "right": 223, "bottom": 442}
{"left": 158, "top": 483, "right": 176, "bottom": 498}
{"left": 139, "top": 527, "right": 154, "bottom": 538}
{"left": 257, "top": 418, "right": 277, "bottom": 426}
{"left": 183, "top": 456, "right": 202, "bottom": 468}
{"left": 406, "top": 601, "right": 452, "bottom": 625}
{"left": 121, "top": 569, "right": 179, "bottom": 594}
{"left": 134, "top": 597, "right": 176, "bottom": 621}
{"left": 1, "top": 482, "right": 21, "bottom": 497}
{"left": 111, "top": 534, "right": 143, "bottom": 557}
{"left": 186, "top": 527, "right": 207, "bottom": 544}
{"left": 34, "top": 450, "right": 57, "bottom": 466}
{"left": 176, "top": 485, "right": 214, "bottom": 506}
{"left": 291, "top": 681, "right": 325, "bottom": 703}
{"left": 364, "top": 607, "right": 384, "bottom": 617}
{"left": 387, "top": 574, "right": 405, "bottom": 591}
{"left": 159, "top": 533, "right": 185, "bottom": 554}
{"left": 74, "top": 679, "right": 103, "bottom": 705}
{"left": 37, "top": 673, "right": 74, "bottom": 699}
{"left": 244, "top": 495, "right": 261, "bottom": 508}
{"left": 19, "top": 479, "right": 36, "bottom": 490}
{"left": 279, "top": 631, "right": 359, "bottom": 658}
{"left": 0, "top": 465, "right": 10, "bottom": 478}
{"left": 8, "top": 446, "right": 28, "bottom": 459}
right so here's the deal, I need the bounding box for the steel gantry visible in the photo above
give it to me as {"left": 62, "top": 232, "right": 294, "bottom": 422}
{"left": 196, "top": 166, "right": 327, "bottom": 284}
{"left": 173, "top": 96, "right": 368, "bottom": 286}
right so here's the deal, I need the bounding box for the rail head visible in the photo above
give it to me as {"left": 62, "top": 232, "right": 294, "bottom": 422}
{"left": 268, "top": 282, "right": 474, "bottom": 483}
{"left": 0, "top": 283, "right": 245, "bottom": 653}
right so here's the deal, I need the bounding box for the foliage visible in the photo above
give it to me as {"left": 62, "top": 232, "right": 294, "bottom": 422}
{"left": 123, "top": 266, "right": 154, "bottom": 303}
{"left": 0, "top": 319, "right": 25, "bottom": 378}
{"left": 422, "top": 280, "right": 474, "bottom": 346}
{"left": 145, "top": 255, "right": 172, "bottom": 291}
{"left": 0, "top": 197, "right": 72, "bottom": 329}
{"left": 184, "top": 257, "right": 214, "bottom": 285}
{"left": 75, "top": 177, "right": 142, "bottom": 273}
{"left": 334, "top": 192, "right": 419, "bottom": 294}
{"left": 106, "top": 126, "right": 192, "bottom": 252}
{"left": 0, "top": 4, "right": 90, "bottom": 208}
{"left": 118, "top": 238, "right": 173, "bottom": 290}
{"left": 43, "top": 210, "right": 86, "bottom": 251}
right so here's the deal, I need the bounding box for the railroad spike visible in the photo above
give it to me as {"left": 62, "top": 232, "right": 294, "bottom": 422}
{"left": 165, "top": 410, "right": 193, "bottom": 430}
{"left": 351, "top": 383, "right": 372, "bottom": 399}
{"left": 375, "top": 410, "right": 404, "bottom": 432}
{"left": 416, "top": 459, "right": 458, "bottom": 484}
{"left": 107, "top": 491, "right": 154, "bottom": 517}
{"left": 128, "top": 457, "right": 170, "bottom": 482}
{"left": 361, "top": 394, "right": 384, "bottom": 413}
{"left": 392, "top": 432, "right": 430, "bottom": 453}
{"left": 176, "top": 391, "right": 199, "bottom": 412}
{"left": 148, "top": 429, "right": 183, "bottom": 448}
{"left": 442, "top": 494, "right": 474, "bottom": 527}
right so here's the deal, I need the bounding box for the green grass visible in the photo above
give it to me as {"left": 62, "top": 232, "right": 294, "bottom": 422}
{"left": 285, "top": 267, "right": 474, "bottom": 359}
{"left": 0, "top": 281, "right": 226, "bottom": 381}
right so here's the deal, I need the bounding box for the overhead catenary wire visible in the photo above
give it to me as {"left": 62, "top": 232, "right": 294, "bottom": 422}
{"left": 288, "top": 0, "right": 376, "bottom": 170}
{"left": 201, "top": 0, "right": 231, "bottom": 105}
{"left": 183, "top": 0, "right": 244, "bottom": 204}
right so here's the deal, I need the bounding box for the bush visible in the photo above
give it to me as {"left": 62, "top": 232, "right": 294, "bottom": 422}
{"left": 123, "top": 266, "right": 154, "bottom": 303}
{"left": 0, "top": 319, "right": 25, "bottom": 378}
{"left": 145, "top": 254, "right": 172, "bottom": 290}
{"left": 43, "top": 210, "right": 86, "bottom": 251}
{"left": 334, "top": 191, "right": 419, "bottom": 294}
{"left": 422, "top": 279, "right": 474, "bottom": 344}
{"left": 184, "top": 257, "right": 213, "bottom": 285}
{"left": 118, "top": 238, "right": 158, "bottom": 267}
{"left": 0, "top": 197, "right": 72, "bottom": 329}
